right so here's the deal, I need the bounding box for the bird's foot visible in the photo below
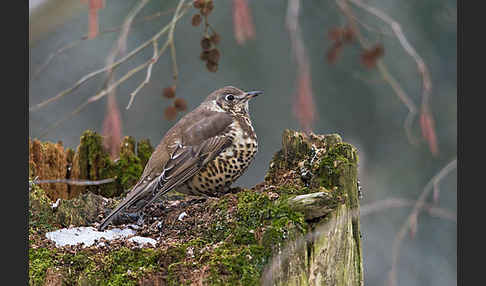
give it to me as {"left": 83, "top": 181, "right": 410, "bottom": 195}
{"left": 136, "top": 212, "right": 145, "bottom": 227}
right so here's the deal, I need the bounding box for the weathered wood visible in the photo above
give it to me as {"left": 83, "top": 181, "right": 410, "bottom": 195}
{"left": 288, "top": 191, "right": 337, "bottom": 220}
{"left": 264, "top": 130, "right": 363, "bottom": 286}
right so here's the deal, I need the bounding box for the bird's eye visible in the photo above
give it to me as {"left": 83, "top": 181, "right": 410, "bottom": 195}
{"left": 225, "top": 94, "right": 235, "bottom": 101}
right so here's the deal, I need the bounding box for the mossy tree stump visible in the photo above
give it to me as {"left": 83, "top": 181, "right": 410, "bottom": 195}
{"left": 263, "top": 130, "right": 363, "bottom": 286}
{"left": 28, "top": 129, "right": 363, "bottom": 286}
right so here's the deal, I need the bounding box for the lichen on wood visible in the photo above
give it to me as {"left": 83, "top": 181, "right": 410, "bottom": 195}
{"left": 29, "top": 139, "right": 70, "bottom": 200}
{"left": 28, "top": 129, "right": 363, "bottom": 286}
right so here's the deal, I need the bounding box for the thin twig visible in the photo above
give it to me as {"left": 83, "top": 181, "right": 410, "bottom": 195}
{"left": 29, "top": 4, "right": 189, "bottom": 112}
{"left": 387, "top": 158, "right": 457, "bottom": 286}
{"left": 336, "top": 0, "right": 420, "bottom": 145}
{"left": 30, "top": 6, "right": 185, "bottom": 80}
{"left": 101, "top": 0, "right": 151, "bottom": 126}
{"left": 168, "top": 0, "right": 185, "bottom": 82}
{"left": 347, "top": 0, "right": 432, "bottom": 99}
{"left": 40, "top": 40, "right": 169, "bottom": 137}
{"left": 36, "top": 4, "right": 190, "bottom": 137}
{"left": 361, "top": 198, "right": 456, "bottom": 222}
{"left": 106, "top": 0, "right": 151, "bottom": 73}
{"left": 126, "top": 40, "right": 158, "bottom": 109}
{"left": 126, "top": 0, "right": 186, "bottom": 109}
{"left": 31, "top": 40, "right": 83, "bottom": 80}
{"left": 286, "top": 0, "right": 316, "bottom": 134}
{"left": 126, "top": 40, "right": 170, "bottom": 109}
{"left": 31, "top": 178, "right": 116, "bottom": 186}
{"left": 286, "top": 0, "right": 308, "bottom": 75}
{"left": 345, "top": 0, "right": 435, "bottom": 146}
{"left": 346, "top": 9, "right": 394, "bottom": 38}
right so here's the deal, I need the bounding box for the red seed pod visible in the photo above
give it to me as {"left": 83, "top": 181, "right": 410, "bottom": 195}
{"left": 210, "top": 33, "right": 220, "bottom": 45}
{"left": 206, "top": 61, "right": 218, "bottom": 72}
{"left": 201, "top": 0, "right": 214, "bottom": 15}
{"left": 360, "top": 43, "right": 385, "bottom": 69}
{"left": 208, "top": 48, "right": 220, "bottom": 63}
{"left": 174, "top": 98, "right": 188, "bottom": 111}
{"left": 328, "top": 27, "right": 343, "bottom": 42}
{"left": 192, "top": 14, "right": 202, "bottom": 26}
{"left": 200, "top": 50, "right": 210, "bottom": 61}
{"left": 193, "top": 0, "right": 204, "bottom": 9}
{"left": 164, "top": 106, "right": 178, "bottom": 121}
{"left": 206, "top": 1, "right": 214, "bottom": 11}
{"left": 162, "top": 86, "right": 176, "bottom": 98}
{"left": 326, "top": 41, "right": 344, "bottom": 64}
{"left": 201, "top": 37, "right": 212, "bottom": 50}
{"left": 342, "top": 26, "right": 355, "bottom": 43}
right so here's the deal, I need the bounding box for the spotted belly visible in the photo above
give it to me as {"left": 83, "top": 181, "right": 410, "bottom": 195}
{"left": 177, "top": 139, "right": 258, "bottom": 197}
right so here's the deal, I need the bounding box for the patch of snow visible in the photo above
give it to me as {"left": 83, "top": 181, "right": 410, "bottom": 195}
{"left": 51, "top": 198, "right": 61, "bottom": 210}
{"left": 46, "top": 226, "right": 136, "bottom": 248}
{"left": 178, "top": 212, "right": 188, "bottom": 221}
{"left": 128, "top": 236, "right": 157, "bottom": 247}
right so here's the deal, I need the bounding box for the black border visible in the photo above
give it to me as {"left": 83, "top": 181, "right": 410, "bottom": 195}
{"left": 459, "top": 1, "right": 481, "bottom": 284}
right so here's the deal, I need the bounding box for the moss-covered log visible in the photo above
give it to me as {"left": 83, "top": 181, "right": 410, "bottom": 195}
{"left": 28, "top": 129, "right": 363, "bottom": 286}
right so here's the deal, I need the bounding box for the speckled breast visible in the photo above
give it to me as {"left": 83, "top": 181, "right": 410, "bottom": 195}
{"left": 177, "top": 120, "right": 258, "bottom": 197}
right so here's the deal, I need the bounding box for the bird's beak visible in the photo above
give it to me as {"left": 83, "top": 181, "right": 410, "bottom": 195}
{"left": 244, "top": 91, "right": 263, "bottom": 99}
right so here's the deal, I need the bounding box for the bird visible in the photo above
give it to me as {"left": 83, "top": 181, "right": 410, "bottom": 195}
{"left": 98, "top": 86, "right": 262, "bottom": 230}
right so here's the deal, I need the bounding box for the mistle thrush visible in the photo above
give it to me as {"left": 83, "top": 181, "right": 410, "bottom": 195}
{"left": 98, "top": 86, "right": 261, "bottom": 230}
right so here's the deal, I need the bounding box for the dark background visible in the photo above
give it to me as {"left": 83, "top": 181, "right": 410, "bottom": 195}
{"left": 29, "top": 1, "right": 457, "bottom": 285}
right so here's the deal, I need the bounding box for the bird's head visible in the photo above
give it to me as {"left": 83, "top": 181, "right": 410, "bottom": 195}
{"left": 204, "top": 86, "right": 262, "bottom": 115}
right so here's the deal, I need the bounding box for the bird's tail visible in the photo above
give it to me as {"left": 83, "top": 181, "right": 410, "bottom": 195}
{"left": 98, "top": 179, "right": 157, "bottom": 230}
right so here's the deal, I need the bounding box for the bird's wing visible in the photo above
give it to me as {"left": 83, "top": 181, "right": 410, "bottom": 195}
{"left": 98, "top": 112, "right": 232, "bottom": 230}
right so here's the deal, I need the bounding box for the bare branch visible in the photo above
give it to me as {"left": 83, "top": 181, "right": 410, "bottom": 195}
{"left": 31, "top": 40, "right": 83, "bottom": 80}
{"left": 30, "top": 6, "right": 185, "bottom": 81}
{"left": 336, "top": 0, "right": 420, "bottom": 145}
{"left": 347, "top": 0, "right": 432, "bottom": 99}
{"left": 286, "top": 0, "right": 316, "bottom": 134}
{"left": 126, "top": 40, "right": 170, "bottom": 109}
{"left": 106, "top": 0, "right": 151, "bottom": 74}
{"left": 361, "top": 198, "right": 456, "bottom": 222}
{"left": 169, "top": 0, "right": 187, "bottom": 82}
{"left": 31, "top": 178, "right": 116, "bottom": 186}
{"left": 387, "top": 158, "right": 457, "bottom": 286}
{"left": 126, "top": 0, "right": 186, "bottom": 109}
{"left": 36, "top": 3, "right": 190, "bottom": 137}
{"left": 29, "top": 3, "right": 190, "bottom": 112}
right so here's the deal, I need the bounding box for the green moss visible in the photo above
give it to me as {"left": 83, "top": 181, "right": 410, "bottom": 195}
{"left": 72, "top": 248, "right": 162, "bottom": 285}
{"left": 52, "top": 192, "right": 105, "bottom": 227}
{"left": 102, "top": 247, "right": 160, "bottom": 283}
{"left": 74, "top": 132, "right": 149, "bottom": 198}
{"left": 29, "top": 248, "right": 55, "bottom": 286}
{"left": 313, "top": 142, "right": 354, "bottom": 190}
{"left": 207, "top": 244, "right": 265, "bottom": 286}
{"left": 77, "top": 130, "right": 118, "bottom": 197}
{"left": 136, "top": 138, "right": 154, "bottom": 168}
{"left": 276, "top": 185, "right": 310, "bottom": 196}
{"left": 28, "top": 244, "right": 170, "bottom": 286}
{"left": 29, "top": 185, "right": 55, "bottom": 233}
{"left": 203, "top": 190, "right": 307, "bottom": 284}
{"left": 115, "top": 137, "right": 143, "bottom": 192}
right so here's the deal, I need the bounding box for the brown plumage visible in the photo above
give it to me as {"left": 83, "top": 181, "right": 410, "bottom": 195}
{"left": 98, "top": 86, "right": 262, "bottom": 230}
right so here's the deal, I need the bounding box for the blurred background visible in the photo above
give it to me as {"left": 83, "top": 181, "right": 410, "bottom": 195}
{"left": 29, "top": 0, "right": 457, "bottom": 285}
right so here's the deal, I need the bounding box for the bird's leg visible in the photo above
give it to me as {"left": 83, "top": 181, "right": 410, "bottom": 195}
{"left": 136, "top": 211, "right": 145, "bottom": 227}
